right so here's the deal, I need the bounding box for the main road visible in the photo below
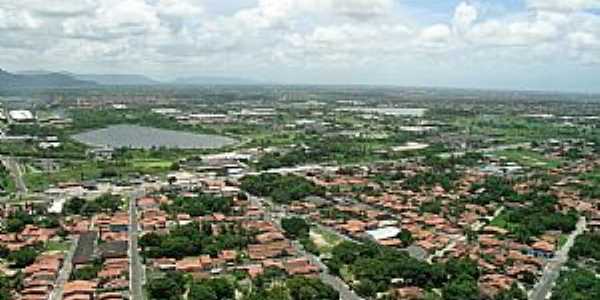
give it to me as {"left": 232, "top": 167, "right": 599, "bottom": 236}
{"left": 49, "top": 236, "right": 79, "bottom": 300}
{"left": 529, "top": 217, "right": 586, "bottom": 300}
{"left": 250, "top": 194, "right": 363, "bottom": 300}
{"left": 1, "top": 156, "right": 28, "bottom": 195}
{"left": 293, "top": 239, "right": 364, "bottom": 300}
{"left": 129, "top": 189, "right": 146, "bottom": 300}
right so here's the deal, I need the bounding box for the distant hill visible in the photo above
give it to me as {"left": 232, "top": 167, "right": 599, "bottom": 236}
{"left": 173, "top": 76, "right": 261, "bottom": 85}
{"left": 16, "top": 70, "right": 160, "bottom": 86}
{"left": 72, "top": 74, "right": 161, "bottom": 86}
{"left": 0, "top": 69, "right": 97, "bottom": 89}
{"left": 9, "top": 68, "right": 265, "bottom": 87}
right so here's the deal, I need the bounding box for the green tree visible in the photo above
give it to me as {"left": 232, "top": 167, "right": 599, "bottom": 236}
{"left": 281, "top": 217, "right": 310, "bottom": 239}
{"left": 397, "top": 229, "right": 414, "bottom": 247}
{"left": 147, "top": 272, "right": 186, "bottom": 300}
{"left": 8, "top": 247, "right": 38, "bottom": 268}
{"left": 495, "top": 283, "right": 526, "bottom": 300}
{"left": 287, "top": 276, "right": 339, "bottom": 300}
{"left": 0, "top": 245, "right": 9, "bottom": 258}
{"left": 443, "top": 275, "right": 479, "bottom": 300}
{"left": 64, "top": 197, "right": 86, "bottom": 215}
{"left": 5, "top": 218, "right": 25, "bottom": 233}
{"left": 189, "top": 278, "right": 234, "bottom": 300}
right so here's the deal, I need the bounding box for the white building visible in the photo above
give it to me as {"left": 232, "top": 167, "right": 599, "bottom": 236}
{"left": 9, "top": 110, "right": 35, "bottom": 122}
{"left": 366, "top": 226, "right": 401, "bottom": 241}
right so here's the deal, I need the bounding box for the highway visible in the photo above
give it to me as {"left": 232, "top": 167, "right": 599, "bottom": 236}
{"left": 529, "top": 217, "right": 586, "bottom": 300}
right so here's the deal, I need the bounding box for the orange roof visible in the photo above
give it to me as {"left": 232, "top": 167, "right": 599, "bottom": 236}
{"left": 531, "top": 241, "right": 555, "bottom": 253}
{"left": 64, "top": 280, "right": 97, "bottom": 295}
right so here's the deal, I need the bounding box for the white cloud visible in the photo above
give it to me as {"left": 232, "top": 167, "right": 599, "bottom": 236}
{"left": 420, "top": 24, "right": 452, "bottom": 45}
{"left": 467, "top": 18, "right": 560, "bottom": 46}
{"left": 62, "top": 0, "right": 161, "bottom": 40}
{"left": 1, "top": 0, "right": 600, "bottom": 91}
{"left": 453, "top": 2, "right": 478, "bottom": 33}
{"left": 22, "top": 0, "right": 98, "bottom": 17}
{"left": 0, "top": 8, "right": 40, "bottom": 30}
{"left": 527, "top": 0, "right": 600, "bottom": 11}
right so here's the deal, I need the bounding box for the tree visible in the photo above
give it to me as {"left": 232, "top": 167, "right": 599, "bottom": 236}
{"left": 64, "top": 197, "right": 86, "bottom": 215}
{"left": 147, "top": 272, "right": 186, "bottom": 300}
{"left": 189, "top": 278, "right": 234, "bottom": 300}
{"left": 0, "top": 276, "right": 13, "bottom": 300}
{"left": 445, "top": 258, "right": 480, "bottom": 280}
{"left": 495, "top": 283, "right": 526, "bottom": 300}
{"left": 8, "top": 247, "right": 38, "bottom": 268}
{"left": 139, "top": 232, "right": 163, "bottom": 248}
{"left": 443, "top": 275, "right": 479, "bottom": 300}
{"left": 287, "top": 276, "right": 339, "bottom": 300}
{"left": 244, "top": 285, "right": 289, "bottom": 300}
{"left": 71, "top": 263, "right": 101, "bottom": 280}
{"left": 5, "top": 218, "right": 25, "bottom": 233}
{"left": 281, "top": 217, "right": 310, "bottom": 239}
{"left": 0, "top": 245, "right": 9, "bottom": 258}
{"left": 189, "top": 284, "right": 217, "bottom": 300}
{"left": 397, "top": 229, "right": 413, "bottom": 247}
{"left": 94, "top": 193, "right": 121, "bottom": 212}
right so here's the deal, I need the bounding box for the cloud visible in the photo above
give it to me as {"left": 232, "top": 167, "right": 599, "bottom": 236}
{"left": 22, "top": 0, "right": 98, "bottom": 17}
{"left": 0, "top": 7, "right": 40, "bottom": 30}
{"left": 61, "top": 0, "right": 161, "bottom": 40}
{"left": 453, "top": 2, "right": 478, "bottom": 33}
{"left": 527, "top": 0, "right": 600, "bottom": 12}
{"left": 1, "top": 0, "right": 600, "bottom": 91}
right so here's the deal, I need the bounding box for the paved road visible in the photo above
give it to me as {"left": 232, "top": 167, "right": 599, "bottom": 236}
{"left": 529, "top": 217, "right": 586, "bottom": 300}
{"left": 49, "top": 236, "right": 79, "bottom": 300}
{"left": 2, "top": 156, "right": 28, "bottom": 194}
{"left": 256, "top": 193, "right": 364, "bottom": 300}
{"left": 129, "top": 189, "right": 145, "bottom": 300}
{"left": 292, "top": 238, "right": 364, "bottom": 300}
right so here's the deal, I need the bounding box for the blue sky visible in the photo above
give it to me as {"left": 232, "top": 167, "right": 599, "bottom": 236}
{"left": 1, "top": 0, "right": 600, "bottom": 92}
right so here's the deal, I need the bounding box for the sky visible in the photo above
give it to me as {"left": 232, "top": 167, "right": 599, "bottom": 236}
{"left": 1, "top": 0, "right": 600, "bottom": 92}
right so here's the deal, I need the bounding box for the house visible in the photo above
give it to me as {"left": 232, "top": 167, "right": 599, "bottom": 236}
{"left": 391, "top": 287, "right": 424, "bottom": 300}
{"left": 284, "top": 257, "right": 320, "bottom": 276}
{"left": 528, "top": 241, "right": 555, "bottom": 258}
{"left": 63, "top": 280, "right": 97, "bottom": 300}
{"left": 99, "top": 241, "right": 128, "bottom": 259}
{"left": 152, "top": 258, "right": 176, "bottom": 271}
{"left": 248, "top": 241, "right": 294, "bottom": 260}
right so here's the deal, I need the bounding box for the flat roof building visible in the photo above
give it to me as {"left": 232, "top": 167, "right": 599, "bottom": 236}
{"left": 9, "top": 110, "right": 35, "bottom": 122}
{"left": 366, "top": 226, "right": 401, "bottom": 241}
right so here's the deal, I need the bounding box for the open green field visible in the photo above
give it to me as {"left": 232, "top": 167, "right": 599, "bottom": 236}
{"left": 24, "top": 158, "right": 174, "bottom": 191}
{"left": 494, "top": 148, "right": 563, "bottom": 169}
{"left": 45, "top": 240, "right": 71, "bottom": 252}
{"left": 309, "top": 226, "right": 344, "bottom": 253}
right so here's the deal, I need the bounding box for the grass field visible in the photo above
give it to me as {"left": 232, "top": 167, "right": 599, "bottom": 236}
{"left": 24, "top": 158, "right": 174, "bottom": 191}
{"left": 310, "top": 226, "right": 343, "bottom": 253}
{"left": 45, "top": 240, "right": 71, "bottom": 252}
{"left": 494, "top": 149, "right": 563, "bottom": 169}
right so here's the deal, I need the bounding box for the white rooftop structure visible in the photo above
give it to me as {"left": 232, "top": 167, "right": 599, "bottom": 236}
{"left": 366, "top": 226, "right": 401, "bottom": 241}
{"left": 391, "top": 142, "right": 430, "bottom": 152}
{"left": 152, "top": 108, "right": 181, "bottom": 115}
{"left": 9, "top": 110, "right": 35, "bottom": 121}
